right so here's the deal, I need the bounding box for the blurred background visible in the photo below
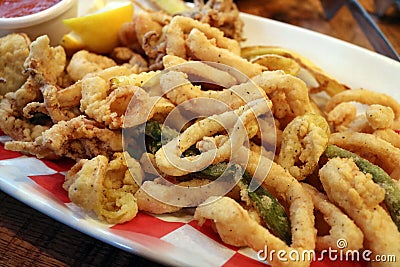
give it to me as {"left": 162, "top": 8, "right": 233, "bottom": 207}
{"left": 235, "top": 0, "right": 400, "bottom": 55}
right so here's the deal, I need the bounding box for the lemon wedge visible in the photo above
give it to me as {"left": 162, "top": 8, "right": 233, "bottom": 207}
{"left": 60, "top": 2, "right": 134, "bottom": 54}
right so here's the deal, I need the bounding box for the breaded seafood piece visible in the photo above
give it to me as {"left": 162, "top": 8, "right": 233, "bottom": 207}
{"left": 180, "top": 0, "right": 244, "bottom": 41}
{"left": 135, "top": 178, "right": 212, "bottom": 214}
{"left": 195, "top": 196, "right": 313, "bottom": 267}
{"left": 0, "top": 33, "right": 31, "bottom": 95}
{"left": 66, "top": 50, "right": 117, "bottom": 82}
{"left": 330, "top": 132, "right": 400, "bottom": 180}
{"left": 0, "top": 35, "right": 69, "bottom": 141}
{"left": 80, "top": 66, "right": 141, "bottom": 129}
{"left": 64, "top": 152, "right": 142, "bottom": 224}
{"left": 325, "top": 89, "right": 400, "bottom": 129}
{"left": 5, "top": 115, "right": 123, "bottom": 160}
{"left": 320, "top": 158, "right": 400, "bottom": 267}
{"left": 252, "top": 70, "right": 313, "bottom": 120}
{"left": 25, "top": 35, "right": 66, "bottom": 85}
{"left": 302, "top": 183, "right": 364, "bottom": 251}
{"left": 165, "top": 16, "right": 241, "bottom": 58}
{"left": 186, "top": 28, "right": 264, "bottom": 78}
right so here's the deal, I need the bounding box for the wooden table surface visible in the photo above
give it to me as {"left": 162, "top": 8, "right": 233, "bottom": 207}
{"left": 1, "top": 1, "right": 399, "bottom": 267}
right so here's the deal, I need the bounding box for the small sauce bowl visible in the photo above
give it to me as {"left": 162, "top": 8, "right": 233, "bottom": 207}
{"left": 0, "top": 0, "right": 78, "bottom": 46}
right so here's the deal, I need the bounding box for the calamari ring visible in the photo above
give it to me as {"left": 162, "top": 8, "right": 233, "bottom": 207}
{"left": 196, "top": 148, "right": 316, "bottom": 266}
{"left": 327, "top": 102, "right": 357, "bottom": 132}
{"left": 366, "top": 104, "right": 395, "bottom": 130}
{"left": 278, "top": 113, "right": 330, "bottom": 180}
{"left": 160, "top": 70, "right": 267, "bottom": 113}
{"left": 329, "top": 132, "right": 400, "bottom": 180}
{"left": 302, "top": 183, "right": 363, "bottom": 251}
{"left": 155, "top": 99, "right": 270, "bottom": 176}
{"left": 185, "top": 28, "right": 264, "bottom": 78}
{"left": 252, "top": 70, "right": 313, "bottom": 120}
{"left": 373, "top": 129, "right": 400, "bottom": 149}
{"left": 135, "top": 178, "right": 212, "bottom": 214}
{"left": 325, "top": 89, "right": 400, "bottom": 128}
{"left": 64, "top": 152, "right": 142, "bottom": 224}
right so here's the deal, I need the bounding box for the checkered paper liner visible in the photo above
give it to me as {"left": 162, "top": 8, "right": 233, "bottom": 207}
{"left": 0, "top": 131, "right": 366, "bottom": 267}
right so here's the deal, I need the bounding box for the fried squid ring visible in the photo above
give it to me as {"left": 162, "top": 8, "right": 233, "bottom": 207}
{"left": 327, "top": 102, "right": 357, "bottom": 132}
{"left": 237, "top": 147, "right": 316, "bottom": 249}
{"left": 330, "top": 132, "right": 400, "bottom": 180}
{"left": 165, "top": 16, "right": 241, "bottom": 58}
{"left": 319, "top": 158, "right": 400, "bottom": 267}
{"left": 302, "top": 183, "right": 364, "bottom": 251}
{"left": 252, "top": 70, "right": 313, "bottom": 120}
{"left": 64, "top": 152, "right": 142, "bottom": 224}
{"left": 196, "top": 147, "right": 316, "bottom": 266}
{"left": 185, "top": 28, "right": 264, "bottom": 78}
{"left": 160, "top": 70, "right": 267, "bottom": 113}
{"left": 325, "top": 89, "right": 400, "bottom": 129}
{"left": 135, "top": 178, "right": 212, "bottom": 214}
{"left": 155, "top": 99, "right": 270, "bottom": 176}
{"left": 195, "top": 196, "right": 312, "bottom": 267}
{"left": 278, "top": 113, "right": 330, "bottom": 180}
{"left": 366, "top": 104, "right": 395, "bottom": 130}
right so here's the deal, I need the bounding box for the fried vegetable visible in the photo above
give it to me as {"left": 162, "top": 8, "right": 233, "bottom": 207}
{"left": 144, "top": 120, "right": 178, "bottom": 154}
{"left": 240, "top": 170, "right": 292, "bottom": 245}
{"left": 242, "top": 45, "right": 349, "bottom": 96}
{"left": 144, "top": 120, "right": 202, "bottom": 157}
{"left": 324, "top": 145, "right": 400, "bottom": 230}
{"left": 194, "top": 162, "right": 291, "bottom": 244}
{"left": 278, "top": 113, "right": 330, "bottom": 180}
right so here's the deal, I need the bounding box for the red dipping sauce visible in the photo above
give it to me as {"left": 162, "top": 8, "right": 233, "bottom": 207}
{"left": 0, "top": 0, "right": 62, "bottom": 18}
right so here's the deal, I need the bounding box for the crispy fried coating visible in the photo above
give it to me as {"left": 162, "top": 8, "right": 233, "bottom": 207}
{"left": 155, "top": 99, "right": 270, "bottom": 176}
{"left": 160, "top": 70, "right": 266, "bottom": 113}
{"left": 186, "top": 28, "right": 264, "bottom": 78}
{"left": 135, "top": 178, "right": 212, "bottom": 214}
{"left": 278, "top": 113, "right": 330, "bottom": 180}
{"left": 165, "top": 16, "right": 241, "bottom": 58}
{"left": 366, "top": 104, "right": 395, "bottom": 130}
{"left": 327, "top": 102, "right": 357, "bottom": 132}
{"left": 330, "top": 132, "right": 400, "bottom": 180}
{"left": 180, "top": 0, "right": 244, "bottom": 41}
{"left": 5, "top": 116, "right": 123, "bottom": 160}
{"left": 0, "top": 35, "right": 69, "bottom": 141}
{"left": 319, "top": 158, "right": 400, "bottom": 267}
{"left": 195, "top": 196, "right": 313, "bottom": 267}
{"left": 0, "top": 33, "right": 30, "bottom": 95}
{"left": 235, "top": 147, "right": 316, "bottom": 253}
{"left": 66, "top": 50, "right": 117, "bottom": 82}
{"left": 80, "top": 66, "right": 137, "bottom": 129}
{"left": 325, "top": 89, "right": 400, "bottom": 129}
{"left": 302, "top": 183, "right": 364, "bottom": 251}
{"left": 64, "top": 152, "right": 142, "bottom": 224}
{"left": 252, "top": 70, "right": 312, "bottom": 120}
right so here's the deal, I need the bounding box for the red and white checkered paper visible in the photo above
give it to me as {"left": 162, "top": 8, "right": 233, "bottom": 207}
{"left": 0, "top": 131, "right": 366, "bottom": 267}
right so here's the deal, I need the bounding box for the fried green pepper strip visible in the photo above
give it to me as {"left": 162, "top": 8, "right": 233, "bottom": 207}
{"left": 145, "top": 120, "right": 200, "bottom": 156}
{"left": 324, "top": 145, "right": 400, "bottom": 230}
{"left": 195, "top": 162, "right": 292, "bottom": 244}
